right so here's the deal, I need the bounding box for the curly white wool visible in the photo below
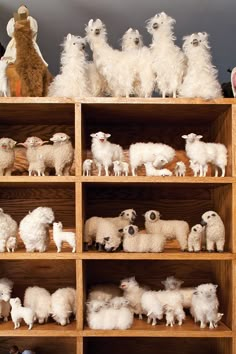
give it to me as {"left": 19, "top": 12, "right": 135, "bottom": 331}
{"left": 10, "top": 297, "right": 35, "bottom": 330}
{"left": 96, "top": 219, "right": 121, "bottom": 252}
{"left": 24, "top": 286, "right": 51, "bottom": 324}
{"left": 161, "top": 276, "right": 194, "bottom": 308}
{"left": 19, "top": 207, "right": 55, "bottom": 252}
{"left": 51, "top": 287, "right": 76, "bottom": 326}
{"left": 0, "top": 208, "right": 17, "bottom": 242}
{"left": 0, "top": 239, "right": 6, "bottom": 252}
{"left": 141, "top": 291, "right": 164, "bottom": 326}
{"left": 53, "top": 222, "right": 76, "bottom": 253}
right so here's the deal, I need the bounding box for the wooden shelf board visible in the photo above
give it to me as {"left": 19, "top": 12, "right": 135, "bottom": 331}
{"left": 0, "top": 251, "right": 77, "bottom": 260}
{"left": 0, "top": 97, "right": 74, "bottom": 104}
{"left": 0, "top": 176, "right": 77, "bottom": 183}
{"left": 83, "top": 318, "right": 232, "bottom": 338}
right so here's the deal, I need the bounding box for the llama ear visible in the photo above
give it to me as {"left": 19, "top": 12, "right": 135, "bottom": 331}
{"left": 67, "top": 33, "right": 72, "bottom": 40}
{"left": 96, "top": 19, "right": 102, "bottom": 25}
{"left": 127, "top": 28, "right": 133, "bottom": 33}
{"left": 155, "top": 14, "right": 158, "bottom": 18}
{"left": 88, "top": 19, "right": 94, "bottom": 26}
{"left": 135, "top": 29, "right": 139, "bottom": 34}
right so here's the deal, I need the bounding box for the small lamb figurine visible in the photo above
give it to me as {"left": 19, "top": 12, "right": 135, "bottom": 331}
{"left": 174, "top": 161, "right": 186, "bottom": 177}
{"left": 53, "top": 221, "right": 76, "bottom": 252}
{"left": 188, "top": 224, "right": 205, "bottom": 252}
{"left": 201, "top": 211, "right": 225, "bottom": 252}
{"left": 6, "top": 236, "right": 17, "bottom": 252}
{"left": 83, "top": 159, "right": 93, "bottom": 176}
{"left": 0, "top": 138, "right": 17, "bottom": 176}
{"left": 10, "top": 297, "right": 35, "bottom": 330}
{"left": 113, "top": 160, "right": 123, "bottom": 176}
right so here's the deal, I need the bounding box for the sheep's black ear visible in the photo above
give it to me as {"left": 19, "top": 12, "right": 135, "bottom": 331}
{"left": 118, "top": 228, "right": 123, "bottom": 233}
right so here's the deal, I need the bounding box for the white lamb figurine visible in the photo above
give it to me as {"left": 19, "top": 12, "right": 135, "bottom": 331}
{"left": 189, "top": 160, "right": 201, "bottom": 177}
{"left": 6, "top": 236, "right": 17, "bottom": 252}
{"left": 144, "top": 162, "right": 172, "bottom": 177}
{"left": 182, "top": 133, "right": 227, "bottom": 177}
{"left": 90, "top": 131, "right": 123, "bottom": 176}
{"left": 113, "top": 160, "right": 123, "bottom": 176}
{"left": 19, "top": 207, "right": 55, "bottom": 252}
{"left": 0, "top": 60, "right": 8, "bottom": 96}
{"left": 190, "top": 283, "right": 220, "bottom": 329}
{"left": 121, "top": 161, "right": 129, "bottom": 176}
{"left": 10, "top": 297, "right": 36, "bottom": 330}
{"left": 0, "top": 278, "right": 13, "bottom": 321}
{"left": 0, "top": 208, "right": 18, "bottom": 243}
{"left": 84, "top": 208, "right": 136, "bottom": 249}
{"left": 48, "top": 34, "right": 91, "bottom": 97}
{"left": 146, "top": 12, "right": 186, "bottom": 98}
{"left": 96, "top": 219, "right": 121, "bottom": 252}
{"left": 51, "top": 287, "right": 76, "bottom": 326}
{"left": 53, "top": 221, "right": 76, "bottom": 253}
{"left": 179, "top": 32, "right": 222, "bottom": 99}
{"left": 88, "top": 283, "right": 122, "bottom": 302}
{"left": 144, "top": 210, "right": 189, "bottom": 251}
{"left": 161, "top": 276, "right": 194, "bottom": 309}
{"left": 129, "top": 142, "right": 175, "bottom": 176}
{"left": 121, "top": 224, "right": 166, "bottom": 253}
{"left": 174, "top": 162, "right": 186, "bottom": 177}
{"left": 120, "top": 276, "right": 146, "bottom": 319}
{"left": 0, "top": 137, "right": 17, "bottom": 176}
{"left": 201, "top": 211, "right": 225, "bottom": 252}
{"left": 24, "top": 286, "right": 51, "bottom": 324}
{"left": 83, "top": 159, "right": 93, "bottom": 176}
{"left": 188, "top": 224, "right": 205, "bottom": 252}
{"left": 141, "top": 291, "right": 164, "bottom": 325}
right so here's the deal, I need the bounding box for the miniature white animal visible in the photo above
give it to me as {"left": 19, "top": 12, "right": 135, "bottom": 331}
{"left": 120, "top": 276, "right": 146, "bottom": 319}
{"left": 129, "top": 142, "right": 175, "bottom": 176}
{"left": 189, "top": 159, "right": 201, "bottom": 177}
{"left": 0, "top": 60, "right": 8, "bottom": 96}
{"left": 90, "top": 131, "right": 123, "bottom": 176}
{"left": 144, "top": 210, "right": 189, "bottom": 251}
{"left": 161, "top": 276, "right": 194, "bottom": 308}
{"left": 141, "top": 291, "right": 164, "bottom": 325}
{"left": 83, "top": 159, "right": 93, "bottom": 176}
{"left": 0, "top": 208, "right": 18, "bottom": 242}
{"left": 231, "top": 67, "right": 236, "bottom": 97}
{"left": 48, "top": 34, "right": 90, "bottom": 97}
{"left": 174, "top": 161, "right": 186, "bottom": 176}
{"left": 84, "top": 208, "right": 136, "bottom": 248}
{"left": 122, "top": 224, "right": 166, "bottom": 252}
{"left": 121, "top": 28, "right": 143, "bottom": 51}
{"left": 179, "top": 32, "right": 222, "bottom": 99}
{"left": 201, "top": 211, "right": 225, "bottom": 252}
{"left": 113, "top": 160, "right": 123, "bottom": 176}
{"left": 53, "top": 221, "right": 76, "bottom": 253}
{"left": 144, "top": 162, "right": 172, "bottom": 176}
{"left": 51, "top": 287, "right": 76, "bottom": 326}
{"left": 188, "top": 224, "right": 205, "bottom": 252}
{"left": 24, "top": 286, "right": 51, "bottom": 324}
{"left": 190, "top": 283, "right": 220, "bottom": 328}
{"left": 147, "top": 12, "right": 186, "bottom": 97}
{"left": 156, "top": 290, "right": 185, "bottom": 326}
{"left": 88, "top": 284, "right": 122, "bottom": 302}
{"left": 121, "top": 161, "right": 129, "bottom": 176}
{"left": 6, "top": 236, "right": 17, "bottom": 252}
{"left": 96, "top": 219, "right": 121, "bottom": 252}
{"left": 19, "top": 207, "right": 55, "bottom": 252}
{"left": 10, "top": 297, "right": 35, "bottom": 330}
{"left": 182, "top": 133, "right": 227, "bottom": 177}
{"left": 0, "top": 137, "right": 17, "bottom": 176}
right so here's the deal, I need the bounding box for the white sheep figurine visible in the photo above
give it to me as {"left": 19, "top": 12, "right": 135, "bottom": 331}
{"left": 53, "top": 221, "right": 76, "bottom": 253}
{"left": 10, "top": 297, "right": 36, "bottom": 330}
{"left": 96, "top": 219, "right": 121, "bottom": 252}
{"left": 90, "top": 131, "right": 123, "bottom": 176}
{"left": 84, "top": 209, "right": 136, "bottom": 250}
{"left": 88, "top": 283, "right": 122, "bottom": 302}
{"left": 121, "top": 224, "right": 166, "bottom": 252}
{"left": 0, "top": 137, "right": 17, "bottom": 176}
{"left": 0, "top": 278, "right": 14, "bottom": 322}
{"left": 51, "top": 287, "right": 76, "bottom": 326}
{"left": 120, "top": 276, "right": 146, "bottom": 319}
{"left": 6, "top": 236, "right": 17, "bottom": 252}
{"left": 129, "top": 142, "right": 175, "bottom": 176}
{"left": 161, "top": 276, "right": 194, "bottom": 309}
{"left": 144, "top": 162, "right": 172, "bottom": 177}
{"left": 190, "top": 283, "right": 221, "bottom": 329}
{"left": 83, "top": 159, "right": 93, "bottom": 176}
{"left": 182, "top": 133, "right": 227, "bottom": 177}
{"left": 174, "top": 161, "right": 186, "bottom": 177}
{"left": 113, "top": 161, "right": 129, "bottom": 176}
{"left": 19, "top": 207, "right": 55, "bottom": 252}
{"left": 188, "top": 224, "right": 205, "bottom": 252}
{"left": 141, "top": 291, "right": 164, "bottom": 326}
{"left": 201, "top": 211, "right": 225, "bottom": 252}
{"left": 0, "top": 208, "right": 18, "bottom": 244}
{"left": 24, "top": 286, "right": 51, "bottom": 324}
{"left": 189, "top": 160, "right": 201, "bottom": 177}
{"left": 144, "top": 210, "right": 189, "bottom": 251}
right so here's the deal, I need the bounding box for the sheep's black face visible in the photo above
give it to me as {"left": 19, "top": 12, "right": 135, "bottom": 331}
{"left": 128, "top": 226, "right": 135, "bottom": 235}
{"left": 150, "top": 212, "right": 156, "bottom": 221}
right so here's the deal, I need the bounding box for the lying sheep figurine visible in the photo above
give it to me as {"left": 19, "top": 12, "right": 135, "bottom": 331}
{"left": 188, "top": 224, "right": 205, "bottom": 252}
{"left": 84, "top": 209, "right": 136, "bottom": 250}
{"left": 144, "top": 210, "right": 189, "bottom": 251}
{"left": 96, "top": 219, "right": 121, "bottom": 252}
{"left": 24, "top": 286, "right": 51, "bottom": 324}
{"left": 53, "top": 221, "right": 76, "bottom": 253}
{"left": 10, "top": 297, "right": 36, "bottom": 330}
{"left": 144, "top": 162, "right": 172, "bottom": 177}
{"left": 83, "top": 159, "right": 93, "bottom": 176}
{"left": 201, "top": 211, "right": 225, "bottom": 252}
{"left": 0, "top": 208, "right": 18, "bottom": 244}
{"left": 0, "top": 137, "right": 17, "bottom": 176}
{"left": 51, "top": 287, "right": 76, "bottom": 326}
{"left": 141, "top": 291, "right": 164, "bottom": 326}
{"left": 121, "top": 224, "right": 166, "bottom": 252}
{"left": 19, "top": 207, "right": 55, "bottom": 252}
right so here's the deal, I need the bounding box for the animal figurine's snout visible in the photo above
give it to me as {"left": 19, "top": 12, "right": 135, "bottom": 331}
{"left": 135, "top": 38, "right": 140, "bottom": 44}
{"left": 95, "top": 29, "right": 100, "bottom": 35}
{"left": 153, "top": 23, "right": 159, "bottom": 29}
{"left": 150, "top": 212, "right": 156, "bottom": 220}
{"left": 192, "top": 38, "right": 199, "bottom": 46}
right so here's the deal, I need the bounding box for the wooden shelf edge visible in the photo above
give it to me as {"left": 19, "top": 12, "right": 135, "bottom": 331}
{"left": 0, "top": 97, "right": 74, "bottom": 104}
{"left": 0, "top": 252, "right": 78, "bottom": 260}
{"left": 0, "top": 176, "right": 77, "bottom": 183}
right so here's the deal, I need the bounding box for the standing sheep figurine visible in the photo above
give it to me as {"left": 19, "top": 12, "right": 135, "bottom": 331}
{"left": 83, "top": 159, "right": 93, "bottom": 176}
{"left": 188, "top": 224, "right": 205, "bottom": 252}
{"left": 201, "top": 211, "right": 225, "bottom": 252}
{"left": 174, "top": 162, "right": 186, "bottom": 177}
{"left": 0, "top": 138, "right": 17, "bottom": 176}
{"left": 53, "top": 221, "right": 76, "bottom": 252}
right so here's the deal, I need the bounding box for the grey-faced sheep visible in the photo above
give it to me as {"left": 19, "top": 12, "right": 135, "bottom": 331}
{"left": 201, "top": 211, "right": 225, "bottom": 252}
{"left": 0, "top": 138, "right": 16, "bottom": 175}
{"left": 144, "top": 210, "right": 189, "bottom": 251}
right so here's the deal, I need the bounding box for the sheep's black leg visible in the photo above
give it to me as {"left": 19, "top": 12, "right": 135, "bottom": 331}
{"left": 97, "top": 243, "right": 103, "bottom": 252}
{"left": 84, "top": 242, "right": 89, "bottom": 251}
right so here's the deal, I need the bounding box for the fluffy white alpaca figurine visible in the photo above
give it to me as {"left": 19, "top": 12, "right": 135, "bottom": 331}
{"left": 88, "top": 283, "right": 122, "bottom": 302}
{"left": 190, "top": 283, "right": 220, "bottom": 328}
{"left": 6, "top": 236, "right": 17, "bottom": 252}
{"left": 174, "top": 161, "right": 186, "bottom": 176}
{"left": 10, "top": 297, "right": 35, "bottom": 330}
{"left": 53, "top": 221, "right": 76, "bottom": 252}
{"left": 144, "top": 210, "right": 189, "bottom": 251}
{"left": 141, "top": 291, "right": 164, "bottom": 326}
{"left": 179, "top": 32, "right": 222, "bottom": 99}
{"left": 231, "top": 67, "right": 236, "bottom": 97}
{"left": 83, "top": 159, "right": 93, "bottom": 176}
{"left": 0, "top": 208, "right": 18, "bottom": 243}
{"left": 161, "top": 276, "right": 194, "bottom": 309}
{"left": 19, "top": 207, "right": 55, "bottom": 252}
{"left": 0, "top": 137, "right": 17, "bottom": 176}
{"left": 147, "top": 12, "right": 186, "bottom": 97}
{"left": 51, "top": 287, "right": 76, "bottom": 326}
{"left": 188, "top": 224, "right": 205, "bottom": 252}
{"left": 90, "top": 131, "right": 123, "bottom": 176}
{"left": 121, "top": 28, "right": 143, "bottom": 51}
{"left": 144, "top": 162, "right": 172, "bottom": 176}
{"left": 201, "top": 211, "right": 225, "bottom": 252}
{"left": 120, "top": 277, "right": 146, "bottom": 319}
{"left": 0, "top": 60, "right": 8, "bottom": 96}
{"left": 24, "top": 286, "right": 51, "bottom": 324}
{"left": 0, "top": 278, "right": 13, "bottom": 321}
{"left": 48, "top": 34, "right": 90, "bottom": 97}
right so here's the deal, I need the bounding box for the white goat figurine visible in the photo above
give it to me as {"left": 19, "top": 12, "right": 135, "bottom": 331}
{"left": 53, "top": 221, "right": 76, "bottom": 253}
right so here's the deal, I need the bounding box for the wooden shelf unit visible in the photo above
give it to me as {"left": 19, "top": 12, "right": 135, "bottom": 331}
{"left": 0, "top": 97, "right": 235, "bottom": 354}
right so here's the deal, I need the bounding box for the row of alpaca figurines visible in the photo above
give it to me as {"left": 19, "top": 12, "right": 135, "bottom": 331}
{"left": 0, "top": 4, "right": 235, "bottom": 98}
